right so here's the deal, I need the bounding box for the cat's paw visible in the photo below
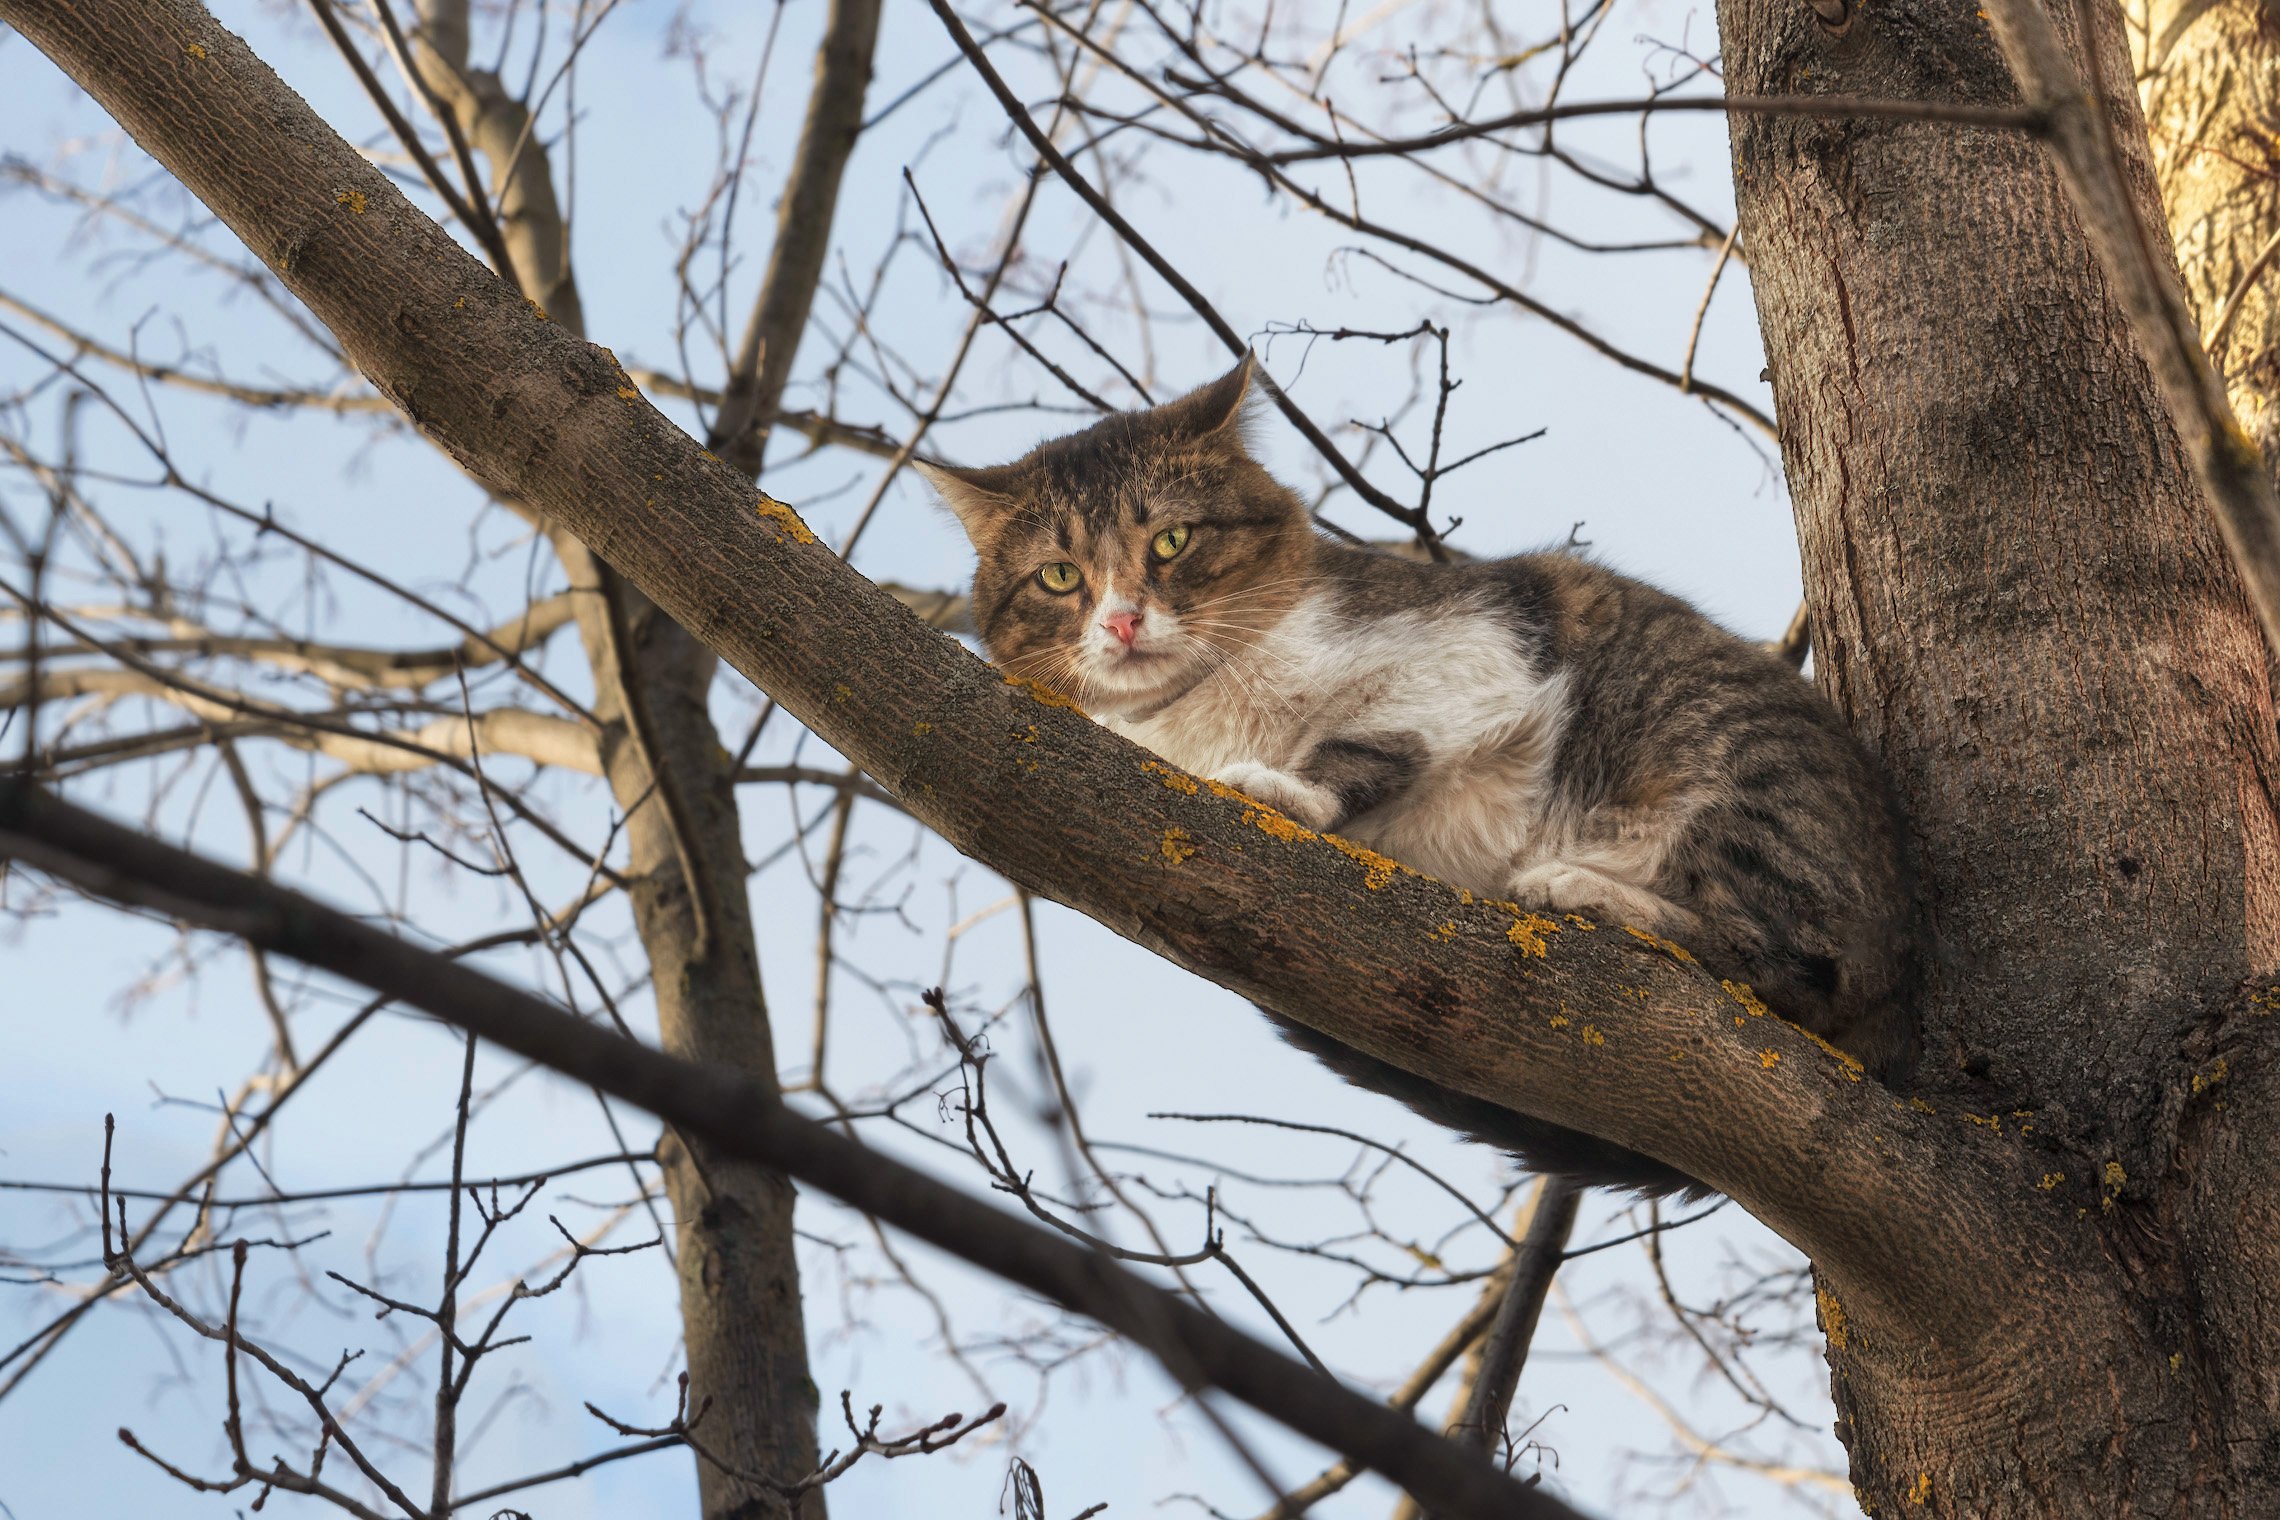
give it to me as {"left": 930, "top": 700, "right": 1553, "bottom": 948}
{"left": 1507, "top": 860, "right": 1677, "bottom": 930}
{"left": 1213, "top": 762, "right": 1340, "bottom": 830}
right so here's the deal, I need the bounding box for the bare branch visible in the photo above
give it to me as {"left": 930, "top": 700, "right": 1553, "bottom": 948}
{"left": 2, "top": 780, "right": 1586, "bottom": 1520}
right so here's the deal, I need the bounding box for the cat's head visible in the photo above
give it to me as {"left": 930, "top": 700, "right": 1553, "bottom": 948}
{"left": 921, "top": 354, "right": 1317, "bottom": 717}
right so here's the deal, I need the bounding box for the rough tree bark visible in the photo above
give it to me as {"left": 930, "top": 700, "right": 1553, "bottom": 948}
{"left": 1720, "top": 0, "right": 2280, "bottom": 1508}
{"left": 12, "top": 0, "right": 2280, "bottom": 1512}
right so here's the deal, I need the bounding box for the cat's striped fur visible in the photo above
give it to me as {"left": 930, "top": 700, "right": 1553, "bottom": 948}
{"left": 925, "top": 357, "right": 1920, "bottom": 1194}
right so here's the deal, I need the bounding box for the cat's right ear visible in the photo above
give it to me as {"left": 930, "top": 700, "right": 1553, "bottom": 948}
{"left": 1157, "top": 351, "right": 1258, "bottom": 452}
{"left": 915, "top": 459, "right": 1022, "bottom": 539}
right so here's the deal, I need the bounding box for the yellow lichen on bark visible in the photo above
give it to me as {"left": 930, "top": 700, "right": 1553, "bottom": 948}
{"left": 1721, "top": 979, "right": 1771, "bottom": 1018}
{"left": 1817, "top": 1284, "right": 1849, "bottom": 1349}
{"left": 335, "top": 189, "right": 367, "bottom": 214}
{"left": 1624, "top": 924, "right": 1697, "bottom": 963}
{"left": 1581, "top": 1024, "right": 1606, "bottom": 1046}
{"left": 1725, "top": 979, "right": 1864, "bottom": 1079}
{"left": 1141, "top": 759, "right": 1200, "bottom": 795}
{"left": 1326, "top": 832, "right": 1402, "bottom": 889}
{"left": 1241, "top": 805, "right": 1316, "bottom": 844}
{"left": 1160, "top": 827, "right": 1197, "bottom": 865}
{"left": 1907, "top": 1473, "right": 1932, "bottom": 1505}
{"left": 1507, "top": 912, "right": 1561, "bottom": 957}
{"left": 755, "top": 494, "right": 818, "bottom": 545}
{"left": 1003, "top": 671, "right": 1084, "bottom": 713}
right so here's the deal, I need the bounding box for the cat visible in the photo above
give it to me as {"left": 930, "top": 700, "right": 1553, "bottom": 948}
{"left": 922, "top": 354, "right": 1921, "bottom": 1195}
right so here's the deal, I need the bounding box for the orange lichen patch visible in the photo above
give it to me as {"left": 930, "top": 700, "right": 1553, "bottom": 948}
{"left": 1005, "top": 672, "right": 1085, "bottom": 713}
{"left": 1816, "top": 1285, "right": 1849, "bottom": 1350}
{"left": 699, "top": 448, "right": 720, "bottom": 462}
{"left": 1563, "top": 913, "right": 1597, "bottom": 930}
{"left": 911, "top": 721, "right": 934, "bottom": 737}
{"left": 755, "top": 494, "right": 818, "bottom": 545}
{"left": 1160, "top": 827, "right": 1198, "bottom": 865}
{"left": 1581, "top": 1024, "right": 1606, "bottom": 1047}
{"left": 617, "top": 385, "right": 640, "bottom": 401}
{"left": 1457, "top": 888, "right": 1475, "bottom": 905}
{"left": 185, "top": 41, "right": 208, "bottom": 58}
{"left": 1142, "top": 759, "right": 1200, "bottom": 795}
{"left": 1326, "top": 832, "right": 1401, "bottom": 889}
{"left": 2038, "top": 1172, "right": 2065, "bottom": 1191}
{"left": 1963, "top": 1112, "right": 2002, "bottom": 1134}
{"left": 1908, "top": 1096, "right": 1938, "bottom": 1115}
{"left": 1507, "top": 912, "right": 1560, "bottom": 957}
{"left": 1427, "top": 921, "right": 1458, "bottom": 943}
{"left": 832, "top": 683, "right": 852, "bottom": 703}
{"left": 1014, "top": 724, "right": 1039, "bottom": 744}
{"left": 526, "top": 299, "right": 549, "bottom": 322}
{"left": 1549, "top": 1012, "right": 1571, "bottom": 1030}
{"left": 335, "top": 189, "right": 368, "bottom": 215}
{"left": 1721, "top": 980, "right": 1771, "bottom": 1018}
{"left": 1770, "top": 1011, "right": 1867, "bottom": 1081}
{"left": 2192, "top": 1056, "right": 2231, "bottom": 1093}
{"left": 2251, "top": 986, "right": 2280, "bottom": 1015}
{"left": 1624, "top": 925, "right": 1696, "bottom": 963}
{"left": 1759, "top": 1049, "right": 1782, "bottom": 1069}
{"left": 1907, "top": 1473, "right": 1932, "bottom": 1506}
{"left": 1242, "top": 805, "right": 1316, "bottom": 844}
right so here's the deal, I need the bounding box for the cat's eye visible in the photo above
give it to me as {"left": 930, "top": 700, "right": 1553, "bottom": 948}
{"left": 1151, "top": 525, "right": 1192, "bottom": 561}
{"left": 1036, "top": 561, "right": 1082, "bottom": 594}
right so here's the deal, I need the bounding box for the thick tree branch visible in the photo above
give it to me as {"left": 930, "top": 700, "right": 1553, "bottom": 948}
{"left": 0, "top": 779, "right": 1583, "bottom": 1520}
{"left": 4, "top": 0, "right": 2072, "bottom": 1344}
{"left": 1983, "top": 0, "right": 2280, "bottom": 656}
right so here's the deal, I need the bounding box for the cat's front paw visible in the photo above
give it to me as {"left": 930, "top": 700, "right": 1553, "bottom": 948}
{"left": 1213, "top": 762, "right": 1340, "bottom": 830}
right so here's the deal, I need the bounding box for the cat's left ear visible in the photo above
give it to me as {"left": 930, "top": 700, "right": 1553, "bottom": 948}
{"left": 1157, "top": 351, "right": 1258, "bottom": 453}
{"left": 915, "top": 458, "right": 1022, "bottom": 539}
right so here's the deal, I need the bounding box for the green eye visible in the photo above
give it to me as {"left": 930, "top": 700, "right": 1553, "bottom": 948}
{"left": 1151, "top": 525, "right": 1192, "bottom": 561}
{"left": 1037, "top": 561, "right": 1082, "bottom": 594}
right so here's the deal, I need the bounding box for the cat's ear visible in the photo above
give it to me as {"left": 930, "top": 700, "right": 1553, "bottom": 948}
{"left": 1156, "top": 351, "right": 1258, "bottom": 453}
{"left": 915, "top": 459, "right": 1022, "bottom": 538}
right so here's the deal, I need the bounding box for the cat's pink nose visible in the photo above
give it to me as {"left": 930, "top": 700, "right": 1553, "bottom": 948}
{"left": 1102, "top": 608, "right": 1143, "bottom": 647}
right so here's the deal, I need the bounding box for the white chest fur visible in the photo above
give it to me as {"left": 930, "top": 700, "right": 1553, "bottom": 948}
{"left": 1108, "top": 593, "right": 1576, "bottom": 892}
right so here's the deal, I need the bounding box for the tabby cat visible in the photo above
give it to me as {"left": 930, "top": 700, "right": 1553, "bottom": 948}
{"left": 923, "top": 355, "right": 1920, "bottom": 1194}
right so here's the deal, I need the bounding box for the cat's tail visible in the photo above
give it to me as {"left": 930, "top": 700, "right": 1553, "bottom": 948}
{"left": 1257, "top": 1004, "right": 1714, "bottom": 1198}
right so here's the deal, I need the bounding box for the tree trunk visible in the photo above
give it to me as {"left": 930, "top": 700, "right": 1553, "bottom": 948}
{"left": 1720, "top": 0, "right": 2280, "bottom": 1509}
{"left": 403, "top": 4, "right": 877, "bottom": 1511}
